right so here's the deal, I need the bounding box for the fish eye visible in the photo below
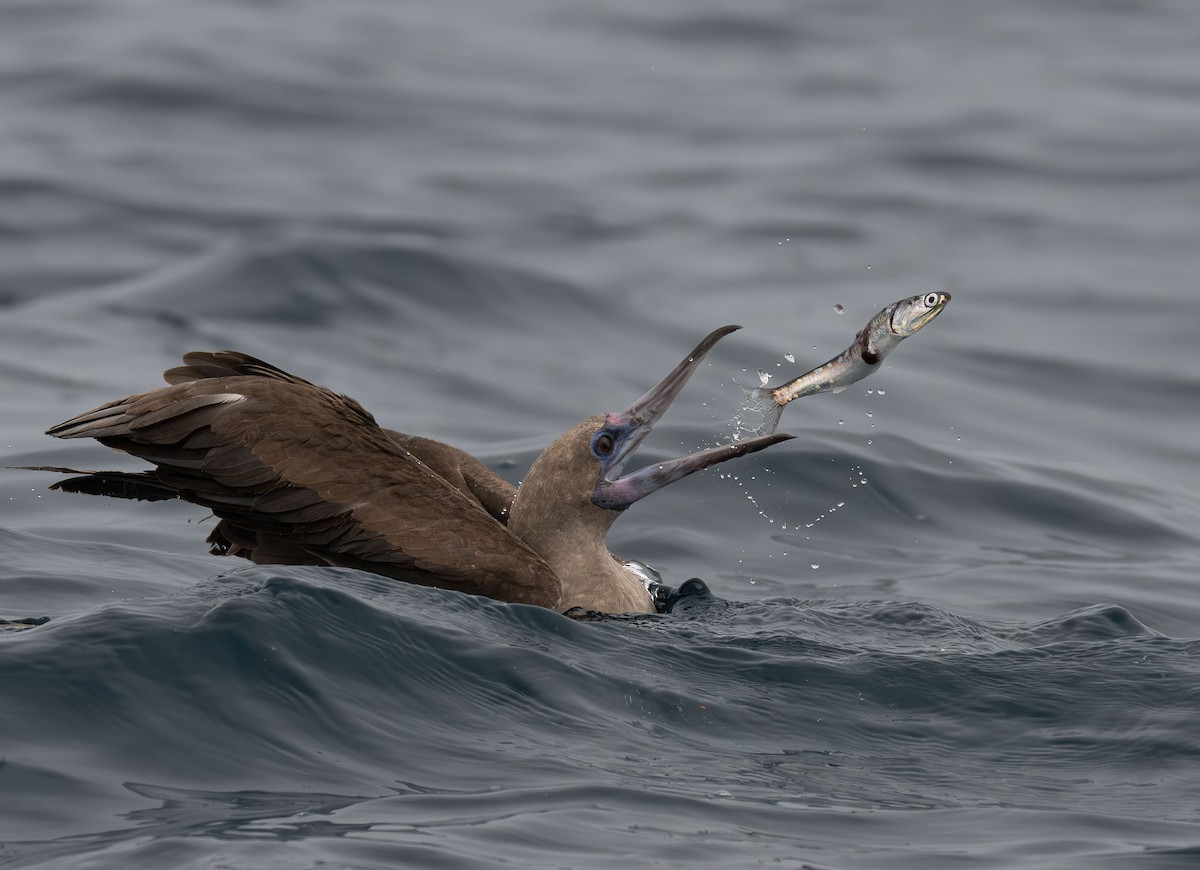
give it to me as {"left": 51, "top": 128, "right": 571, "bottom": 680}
{"left": 592, "top": 431, "right": 616, "bottom": 457}
{"left": 923, "top": 292, "right": 940, "bottom": 307}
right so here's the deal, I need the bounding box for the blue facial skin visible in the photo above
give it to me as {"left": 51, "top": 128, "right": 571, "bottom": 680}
{"left": 585, "top": 325, "right": 793, "bottom": 513}
{"left": 590, "top": 411, "right": 791, "bottom": 512}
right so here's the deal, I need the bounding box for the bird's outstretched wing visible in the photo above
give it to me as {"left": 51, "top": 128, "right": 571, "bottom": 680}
{"left": 164, "top": 352, "right": 518, "bottom": 523}
{"left": 48, "top": 355, "right": 561, "bottom": 608}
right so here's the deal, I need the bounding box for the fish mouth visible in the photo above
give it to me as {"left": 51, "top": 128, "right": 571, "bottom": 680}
{"left": 898, "top": 292, "right": 951, "bottom": 334}
{"left": 592, "top": 325, "right": 793, "bottom": 511}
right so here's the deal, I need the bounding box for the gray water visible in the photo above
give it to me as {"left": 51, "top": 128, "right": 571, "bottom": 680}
{"left": 2, "top": 1, "right": 1200, "bottom": 867}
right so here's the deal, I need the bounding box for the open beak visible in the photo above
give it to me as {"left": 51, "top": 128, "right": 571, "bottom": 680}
{"left": 592, "top": 325, "right": 794, "bottom": 511}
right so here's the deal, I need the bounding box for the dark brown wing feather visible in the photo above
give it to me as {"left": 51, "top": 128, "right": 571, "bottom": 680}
{"left": 163, "top": 350, "right": 319, "bottom": 389}
{"left": 14, "top": 466, "right": 180, "bottom": 501}
{"left": 47, "top": 363, "right": 561, "bottom": 608}
{"left": 164, "top": 353, "right": 516, "bottom": 520}
{"left": 384, "top": 433, "right": 516, "bottom": 524}
{"left": 53, "top": 470, "right": 180, "bottom": 501}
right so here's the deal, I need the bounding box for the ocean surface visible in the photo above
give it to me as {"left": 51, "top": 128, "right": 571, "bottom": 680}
{"left": 3, "top": 1, "right": 1200, "bottom": 867}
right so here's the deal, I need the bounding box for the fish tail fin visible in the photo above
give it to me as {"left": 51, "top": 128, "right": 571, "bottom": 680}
{"left": 738, "top": 384, "right": 786, "bottom": 436}
{"left": 740, "top": 384, "right": 773, "bottom": 401}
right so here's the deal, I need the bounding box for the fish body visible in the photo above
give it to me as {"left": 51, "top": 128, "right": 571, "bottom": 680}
{"left": 743, "top": 292, "right": 950, "bottom": 434}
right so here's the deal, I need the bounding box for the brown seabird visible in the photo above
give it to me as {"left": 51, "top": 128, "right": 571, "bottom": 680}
{"left": 41, "top": 326, "right": 790, "bottom": 614}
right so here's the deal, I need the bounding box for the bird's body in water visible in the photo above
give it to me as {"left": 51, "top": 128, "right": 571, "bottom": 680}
{"left": 37, "top": 328, "right": 789, "bottom": 615}
{"left": 742, "top": 292, "right": 950, "bottom": 435}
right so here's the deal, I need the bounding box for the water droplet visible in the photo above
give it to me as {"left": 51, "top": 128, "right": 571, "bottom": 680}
{"left": 837, "top": 419, "right": 844, "bottom": 426}
{"left": 757, "top": 368, "right": 770, "bottom": 386}
{"left": 784, "top": 352, "right": 795, "bottom": 363}
{"left": 833, "top": 304, "right": 844, "bottom": 314}
{"left": 866, "top": 388, "right": 874, "bottom": 395}
{"left": 865, "top": 411, "right": 873, "bottom": 418}
{"left": 877, "top": 389, "right": 886, "bottom": 396}
{"left": 811, "top": 564, "right": 820, "bottom": 570}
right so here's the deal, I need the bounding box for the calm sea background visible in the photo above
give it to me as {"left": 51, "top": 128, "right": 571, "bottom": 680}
{"left": 3, "top": 1, "right": 1200, "bottom": 867}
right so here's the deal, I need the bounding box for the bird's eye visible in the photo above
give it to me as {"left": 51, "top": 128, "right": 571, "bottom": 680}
{"left": 592, "top": 432, "right": 616, "bottom": 457}
{"left": 923, "top": 292, "right": 940, "bottom": 307}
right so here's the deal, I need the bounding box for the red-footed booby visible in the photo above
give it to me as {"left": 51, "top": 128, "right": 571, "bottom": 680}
{"left": 40, "top": 326, "right": 790, "bottom": 614}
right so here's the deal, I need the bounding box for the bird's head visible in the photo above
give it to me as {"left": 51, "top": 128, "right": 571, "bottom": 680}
{"left": 509, "top": 326, "right": 792, "bottom": 542}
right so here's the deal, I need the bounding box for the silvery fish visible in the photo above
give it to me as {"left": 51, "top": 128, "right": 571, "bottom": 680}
{"left": 742, "top": 292, "right": 950, "bottom": 435}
